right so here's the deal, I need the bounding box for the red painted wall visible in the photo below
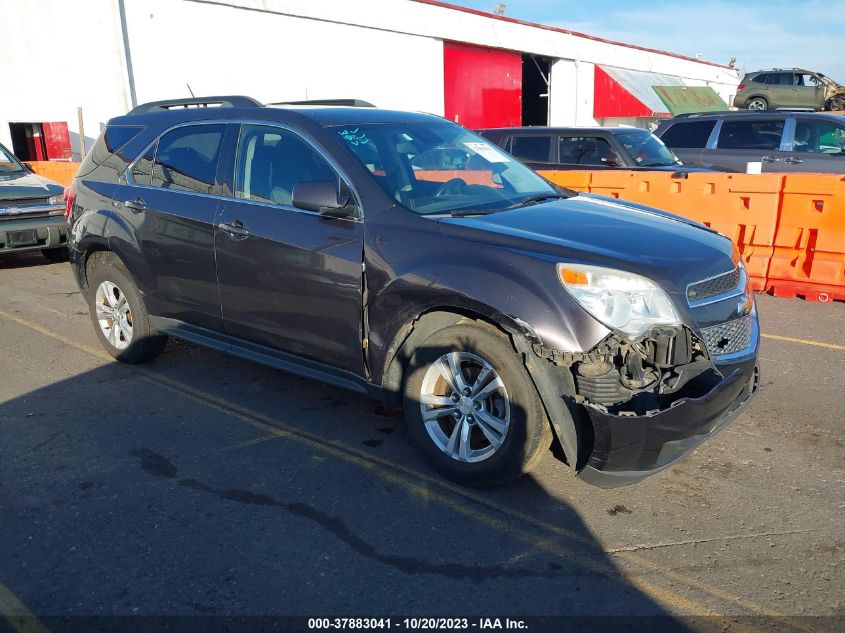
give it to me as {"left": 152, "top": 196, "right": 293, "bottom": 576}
{"left": 593, "top": 65, "right": 652, "bottom": 119}
{"left": 43, "top": 122, "right": 72, "bottom": 160}
{"left": 444, "top": 41, "right": 521, "bottom": 129}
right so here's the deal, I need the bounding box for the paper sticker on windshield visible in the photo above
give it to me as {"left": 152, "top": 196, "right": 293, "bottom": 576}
{"left": 463, "top": 142, "right": 510, "bottom": 163}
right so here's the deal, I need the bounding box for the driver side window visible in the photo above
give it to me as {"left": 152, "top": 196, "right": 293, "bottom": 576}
{"left": 235, "top": 125, "right": 340, "bottom": 208}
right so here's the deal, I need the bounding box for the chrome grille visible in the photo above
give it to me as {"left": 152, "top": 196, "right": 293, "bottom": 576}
{"left": 0, "top": 197, "right": 51, "bottom": 208}
{"left": 687, "top": 267, "right": 741, "bottom": 303}
{"left": 700, "top": 314, "right": 753, "bottom": 357}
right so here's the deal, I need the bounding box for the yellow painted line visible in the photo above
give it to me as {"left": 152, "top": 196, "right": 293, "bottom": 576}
{"left": 0, "top": 582, "right": 50, "bottom": 633}
{"left": 0, "top": 309, "right": 815, "bottom": 632}
{"left": 761, "top": 333, "right": 845, "bottom": 351}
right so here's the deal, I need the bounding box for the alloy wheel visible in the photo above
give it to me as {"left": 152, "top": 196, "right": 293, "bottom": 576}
{"left": 95, "top": 281, "right": 133, "bottom": 350}
{"left": 419, "top": 351, "right": 510, "bottom": 463}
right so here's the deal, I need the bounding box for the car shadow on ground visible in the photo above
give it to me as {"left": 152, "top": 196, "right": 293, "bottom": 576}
{"left": 0, "top": 338, "right": 699, "bottom": 633}
{"left": 0, "top": 250, "right": 59, "bottom": 270}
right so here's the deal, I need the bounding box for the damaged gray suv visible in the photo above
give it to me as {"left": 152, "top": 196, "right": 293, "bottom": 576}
{"left": 68, "top": 96, "right": 760, "bottom": 488}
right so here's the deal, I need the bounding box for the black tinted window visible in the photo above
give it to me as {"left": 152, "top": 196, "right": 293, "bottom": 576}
{"left": 130, "top": 144, "right": 155, "bottom": 186}
{"left": 558, "top": 136, "right": 622, "bottom": 166}
{"left": 151, "top": 125, "right": 225, "bottom": 193}
{"left": 235, "top": 124, "right": 339, "bottom": 207}
{"left": 660, "top": 121, "right": 716, "bottom": 148}
{"left": 104, "top": 126, "right": 144, "bottom": 153}
{"left": 718, "top": 119, "right": 785, "bottom": 150}
{"left": 767, "top": 73, "right": 793, "bottom": 86}
{"left": 510, "top": 136, "right": 552, "bottom": 162}
{"left": 751, "top": 74, "right": 769, "bottom": 85}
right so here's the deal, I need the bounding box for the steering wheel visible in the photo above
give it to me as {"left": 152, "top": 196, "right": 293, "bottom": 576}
{"left": 433, "top": 178, "right": 468, "bottom": 198}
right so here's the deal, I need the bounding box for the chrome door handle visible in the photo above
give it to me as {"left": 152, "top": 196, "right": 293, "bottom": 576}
{"left": 123, "top": 197, "right": 147, "bottom": 211}
{"left": 761, "top": 155, "right": 781, "bottom": 162}
{"left": 218, "top": 220, "right": 250, "bottom": 239}
{"left": 785, "top": 156, "right": 804, "bottom": 164}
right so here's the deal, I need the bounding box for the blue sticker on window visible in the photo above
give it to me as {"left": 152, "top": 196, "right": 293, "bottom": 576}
{"left": 338, "top": 128, "right": 370, "bottom": 146}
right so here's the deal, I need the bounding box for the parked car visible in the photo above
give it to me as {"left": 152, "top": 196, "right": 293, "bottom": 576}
{"left": 0, "top": 142, "right": 69, "bottom": 261}
{"left": 655, "top": 111, "right": 845, "bottom": 173}
{"left": 733, "top": 68, "right": 845, "bottom": 111}
{"left": 68, "top": 96, "right": 759, "bottom": 488}
{"left": 477, "top": 126, "right": 713, "bottom": 172}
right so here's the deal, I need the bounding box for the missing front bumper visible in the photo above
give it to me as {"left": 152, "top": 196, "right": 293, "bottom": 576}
{"left": 578, "top": 360, "right": 759, "bottom": 488}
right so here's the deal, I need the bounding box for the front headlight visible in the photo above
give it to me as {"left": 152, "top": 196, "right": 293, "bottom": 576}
{"left": 48, "top": 195, "right": 63, "bottom": 205}
{"left": 557, "top": 263, "right": 680, "bottom": 337}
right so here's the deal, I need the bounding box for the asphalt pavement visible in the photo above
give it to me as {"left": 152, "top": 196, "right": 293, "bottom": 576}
{"left": 0, "top": 251, "right": 842, "bottom": 633}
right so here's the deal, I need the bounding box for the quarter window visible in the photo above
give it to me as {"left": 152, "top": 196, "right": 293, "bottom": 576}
{"left": 659, "top": 121, "right": 716, "bottom": 149}
{"left": 510, "top": 136, "right": 552, "bottom": 163}
{"left": 150, "top": 125, "right": 226, "bottom": 194}
{"left": 717, "top": 119, "right": 785, "bottom": 151}
{"left": 234, "top": 125, "right": 339, "bottom": 207}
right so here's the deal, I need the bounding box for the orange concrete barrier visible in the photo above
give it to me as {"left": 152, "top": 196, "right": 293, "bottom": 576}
{"left": 25, "top": 161, "right": 79, "bottom": 187}
{"left": 537, "top": 170, "right": 591, "bottom": 192}
{"left": 414, "top": 169, "right": 499, "bottom": 187}
{"left": 767, "top": 175, "right": 845, "bottom": 302}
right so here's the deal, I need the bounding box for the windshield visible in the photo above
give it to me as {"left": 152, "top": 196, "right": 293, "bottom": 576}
{"left": 333, "top": 121, "right": 560, "bottom": 215}
{"left": 615, "top": 130, "right": 680, "bottom": 167}
{"left": 0, "top": 144, "right": 26, "bottom": 174}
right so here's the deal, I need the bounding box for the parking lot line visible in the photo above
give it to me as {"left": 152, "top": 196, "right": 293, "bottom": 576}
{"left": 761, "top": 333, "right": 845, "bottom": 351}
{"left": 0, "top": 581, "right": 51, "bottom": 633}
{"left": 0, "top": 309, "right": 816, "bottom": 632}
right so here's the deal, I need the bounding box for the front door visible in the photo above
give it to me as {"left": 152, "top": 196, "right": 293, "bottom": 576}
{"left": 214, "top": 123, "right": 365, "bottom": 375}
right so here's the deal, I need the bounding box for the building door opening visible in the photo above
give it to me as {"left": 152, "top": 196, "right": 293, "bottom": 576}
{"left": 522, "top": 55, "right": 551, "bottom": 126}
{"left": 9, "top": 122, "right": 72, "bottom": 161}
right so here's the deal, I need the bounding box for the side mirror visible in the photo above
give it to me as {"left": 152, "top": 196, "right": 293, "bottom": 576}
{"left": 291, "top": 181, "right": 357, "bottom": 218}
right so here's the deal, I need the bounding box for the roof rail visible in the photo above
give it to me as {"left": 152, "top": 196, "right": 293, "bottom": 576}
{"left": 128, "top": 96, "right": 263, "bottom": 114}
{"left": 269, "top": 98, "right": 376, "bottom": 107}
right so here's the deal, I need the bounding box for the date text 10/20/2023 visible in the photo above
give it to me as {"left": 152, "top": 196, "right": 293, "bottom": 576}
{"left": 308, "top": 618, "right": 528, "bottom": 630}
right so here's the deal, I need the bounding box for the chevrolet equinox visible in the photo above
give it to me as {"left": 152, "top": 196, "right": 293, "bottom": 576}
{"left": 68, "top": 96, "right": 760, "bottom": 488}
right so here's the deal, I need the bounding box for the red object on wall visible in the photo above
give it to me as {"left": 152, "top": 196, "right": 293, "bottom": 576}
{"left": 43, "top": 122, "right": 72, "bottom": 160}
{"left": 593, "top": 66, "right": 654, "bottom": 119}
{"left": 444, "top": 41, "right": 522, "bottom": 129}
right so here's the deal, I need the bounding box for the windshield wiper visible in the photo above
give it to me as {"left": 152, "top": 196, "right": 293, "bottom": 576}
{"left": 448, "top": 208, "right": 499, "bottom": 217}
{"left": 503, "top": 193, "right": 568, "bottom": 210}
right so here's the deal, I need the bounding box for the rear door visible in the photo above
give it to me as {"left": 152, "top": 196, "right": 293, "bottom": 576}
{"left": 657, "top": 119, "right": 716, "bottom": 166}
{"left": 707, "top": 117, "right": 786, "bottom": 172}
{"left": 113, "top": 122, "right": 227, "bottom": 331}
{"left": 214, "top": 123, "right": 365, "bottom": 374}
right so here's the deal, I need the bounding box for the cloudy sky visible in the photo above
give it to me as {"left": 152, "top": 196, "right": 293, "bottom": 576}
{"left": 446, "top": 0, "right": 845, "bottom": 80}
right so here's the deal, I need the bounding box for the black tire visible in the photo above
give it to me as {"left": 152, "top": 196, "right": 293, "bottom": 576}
{"left": 41, "top": 248, "right": 69, "bottom": 263}
{"left": 402, "top": 321, "right": 552, "bottom": 487}
{"left": 85, "top": 251, "right": 168, "bottom": 363}
{"left": 746, "top": 97, "right": 768, "bottom": 111}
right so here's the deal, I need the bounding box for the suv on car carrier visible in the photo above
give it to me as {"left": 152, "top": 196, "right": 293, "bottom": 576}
{"left": 68, "top": 96, "right": 760, "bottom": 488}
{"left": 733, "top": 68, "right": 845, "bottom": 111}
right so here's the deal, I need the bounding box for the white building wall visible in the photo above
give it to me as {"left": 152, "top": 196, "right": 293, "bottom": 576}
{"left": 0, "top": 0, "right": 131, "bottom": 159}
{"left": 123, "top": 0, "right": 444, "bottom": 115}
{"left": 0, "top": 0, "right": 740, "bottom": 159}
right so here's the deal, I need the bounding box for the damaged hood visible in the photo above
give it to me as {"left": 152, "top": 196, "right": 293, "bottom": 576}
{"left": 437, "top": 193, "right": 736, "bottom": 295}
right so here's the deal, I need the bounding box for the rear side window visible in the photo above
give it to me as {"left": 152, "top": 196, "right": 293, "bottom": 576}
{"left": 510, "top": 136, "right": 552, "bottom": 162}
{"left": 150, "top": 125, "right": 226, "bottom": 193}
{"left": 659, "top": 121, "right": 716, "bottom": 149}
{"left": 766, "top": 73, "right": 793, "bottom": 86}
{"left": 77, "top": 125, "right": 146, "bottom": 178}
{"left": 750, "top": 74, "right": 768, "bottom": 85}
{"left": 717, "top": 119, "right": 785, "bottom": 150}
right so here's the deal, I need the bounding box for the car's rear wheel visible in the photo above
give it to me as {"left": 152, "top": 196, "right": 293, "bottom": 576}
{"left": 747, "top": 97, "right": 768, "bottom": 110}
{"left": 41, "top": 247, "right": 68, "bottom": 263}
{"left": 85, "top": 252, "right": 168, "bottom": 363}
{"left": 402, "top": 321, "right": 552, "bottom": 486}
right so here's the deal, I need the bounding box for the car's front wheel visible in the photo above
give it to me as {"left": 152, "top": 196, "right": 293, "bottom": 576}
{"left": 747, "top": 97, "right": 768, "bottom": 110}
{"left": 85, "top": 252, "right": 168, "bottom": 363}
{"left": 403, "top": 321, "right": 552, "bottom": 486}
